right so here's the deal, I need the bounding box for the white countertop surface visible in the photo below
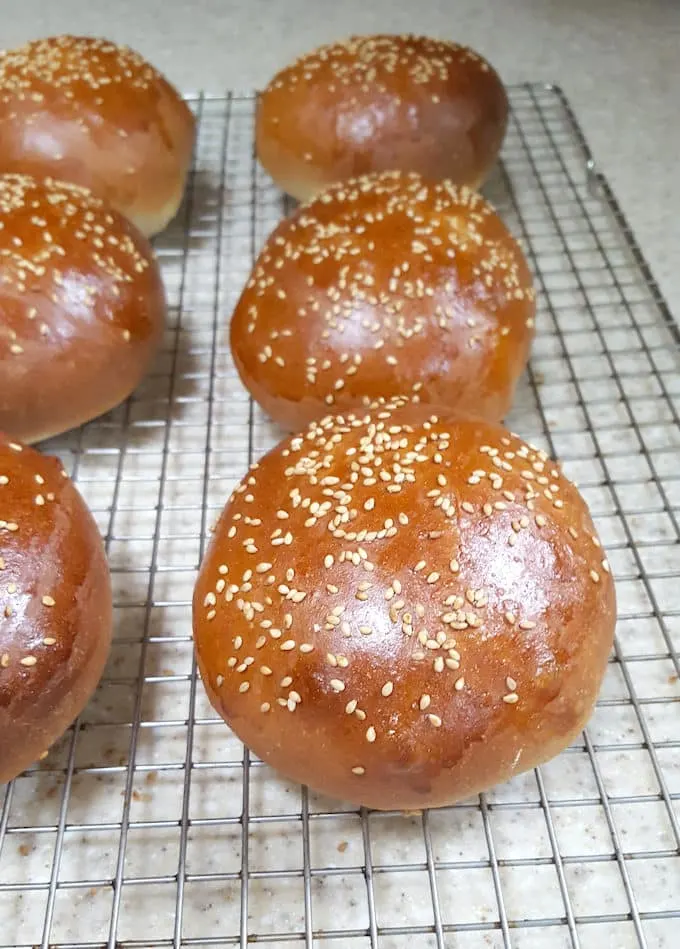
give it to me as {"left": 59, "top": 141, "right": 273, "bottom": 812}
{"left": 6, "top": 0, "right": 680, "bottom": 316}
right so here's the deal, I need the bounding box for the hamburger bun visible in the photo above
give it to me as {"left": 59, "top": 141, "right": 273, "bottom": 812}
{"left": 231, "top": 171, "right": 535, "bottom": 431}
{"left": 193, "top": 401, "right": 616, "bottom": 810}
{"left": 0, "top": 173, "right": 166, "bottom": 444}
{"left": 0, "top": 433, "right": 112, "bottom": 784}
{"left": 0, "top": 34, "right": 195, "bottom": 236}
{"left": 257, "top": 34, "right": 508, "bottom": 201}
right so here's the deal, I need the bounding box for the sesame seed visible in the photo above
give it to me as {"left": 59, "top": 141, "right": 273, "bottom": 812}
{"left": 428, "top": 714, "right": 442, "bottom": 727}
{"left": 366, "top": 726, "right": 376, "bottom": 743}
{"left": 330, "top": 679, "right": 346, "bottom": 692}
{"left": 41, "top": 595, "right": 55, "bottom": 607}
{"left": 20, "top": 656, "right": 37, "bottom": 667}
{"left": 381, "top": 681, "right": 394, "bottom": 696}
{"left": 352, "top": 766, "right": 365, "bottom": 775}
{"left": 503, "top": 692, "right": 519, "bottom": 704}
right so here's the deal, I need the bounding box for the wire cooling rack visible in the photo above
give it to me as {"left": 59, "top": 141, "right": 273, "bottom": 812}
{"left": 0, "top": 85, "right": 679, "bottom": 949}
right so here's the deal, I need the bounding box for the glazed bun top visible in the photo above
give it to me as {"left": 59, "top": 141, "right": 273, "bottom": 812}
{"left": 230, "top": 170, "right": 535, "bottom": 431}
{"left": 193, "top": 400, "right": 616, "bottom": 810}
{"left": 0, "top": 35, "right": 195, "bottom": 236}
{"left": 256, "top": 34, "right": 508, "bottom": 201}
{"left": 0, "top": 432, "right": 112, "bottom": 784}
{"left": 0, "top": 173, "right": 166, "bottom": 444}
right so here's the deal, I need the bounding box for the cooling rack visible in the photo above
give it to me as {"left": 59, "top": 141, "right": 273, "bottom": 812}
{"left": 0, "top": 85, "right": 678, "bottom": 949}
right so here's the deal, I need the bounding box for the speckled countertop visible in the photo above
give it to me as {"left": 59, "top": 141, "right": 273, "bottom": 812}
{"left": 5, "top": 0, "right": 680, "bottom": 316}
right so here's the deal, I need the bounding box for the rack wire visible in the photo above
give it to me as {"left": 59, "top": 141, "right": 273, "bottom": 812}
{"left": 0, "top": 85, "right": 678, "bottom": 949}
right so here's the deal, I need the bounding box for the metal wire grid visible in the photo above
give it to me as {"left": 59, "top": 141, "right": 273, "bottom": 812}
{"left": 0, "top": 85, "right": 678, "bottom": 949}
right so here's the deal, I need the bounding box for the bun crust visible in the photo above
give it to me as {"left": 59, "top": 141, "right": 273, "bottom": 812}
{"left": 0, "top": 434, "right": 112, "bottom": 784}
{"left": 0, "top": 174, "right": 166, "bottom": 444}
{"left": 231, "top": 171, "right": 535, "bottom": 431}
{"left": 0, "top": 35, "right": 195, "bottom": 236}
{"left": 256, "top": 34, "right": 508, "bottom": 201}
{"left": 193, "top": 402, "right": 616, "bottom": 810}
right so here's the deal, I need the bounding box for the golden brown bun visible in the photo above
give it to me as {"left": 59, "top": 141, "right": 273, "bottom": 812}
{"left": 231, "top": 171, "right": 535, "bottom": 431}
{"left": 256, "top": 34, "right": 508, "bottom": 201}
{"left": 0, "top": 174, "right": 166, "bottom": 444}
{"left": 193, "top": 401, "right": 616, "bottom": 811}
{"left": 0, "top": 433, "right": 112, "bottom": 784}
{"left": 0, "top": 35, "right": 195, "bottom": 236}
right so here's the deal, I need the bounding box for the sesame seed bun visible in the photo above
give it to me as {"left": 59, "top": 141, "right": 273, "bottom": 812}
{"left": 193, "top": 400, "right": 616, "bottom": 811}
{"left": 0, "top": 35, "right": 195, "bottom": 237}
{"left": 0, "top": 173, "right": 166, "bottom": 445}
{"left": 230, "top": 171, "right": 535, "bottom": 430}
{"left": 0, "top": 433, "right": 112, "bottom": 784}
{"left": 256, "top": 35, "right": 508, "bottom": 201}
